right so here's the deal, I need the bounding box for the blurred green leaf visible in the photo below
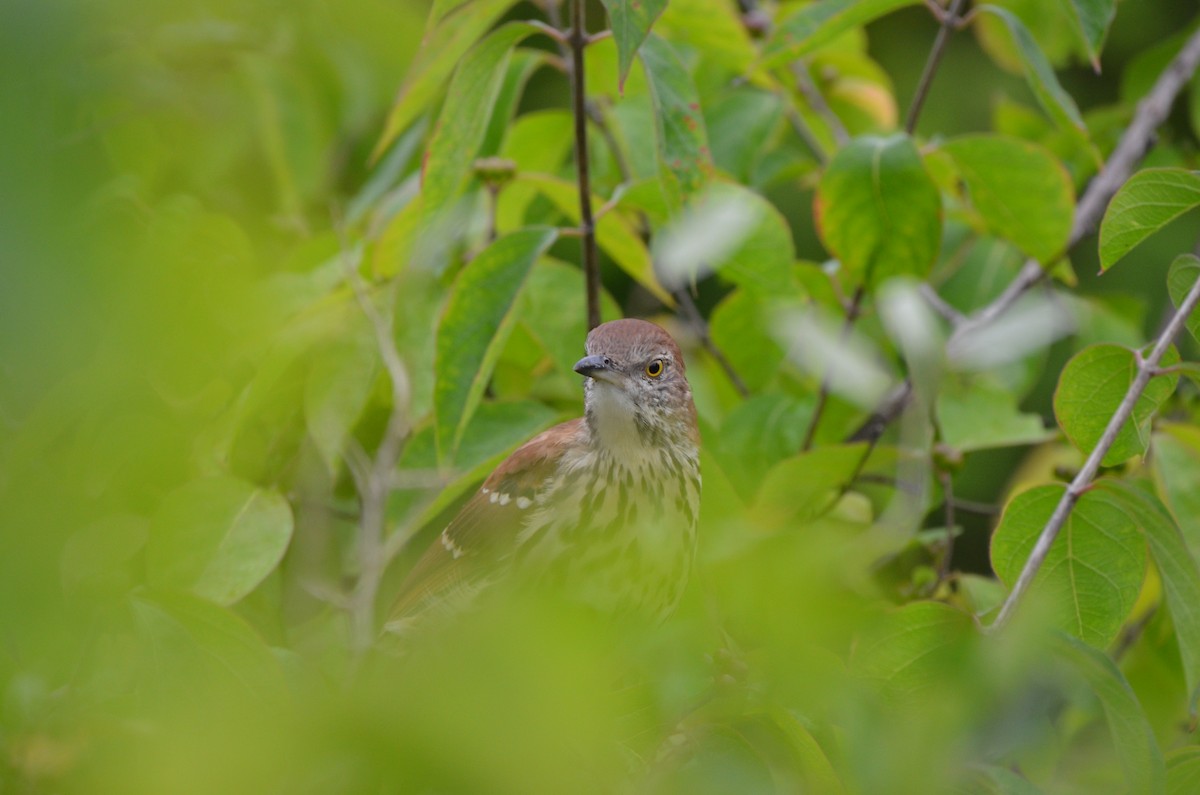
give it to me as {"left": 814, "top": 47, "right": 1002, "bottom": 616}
{"left": 709, "top": 289, "right": 790, "bottom": 392}
{"left": 937, "top": 376, "right": 1052, "bottom": 452}
{"left": 958, "top": 765, "right": 1044, "bottom": 794}
{"left": 61, "top": 515, "right": 148, "bottom": 603}
{"left": 816, "top": 134, "right": 942, "bottom": 287}
{"left": 1059, "top": 0, "right": 1116, "bottom": 70}
{"left": 599, "top": 0, "right": 668, "bottom": 90}
{"left": 762, "top": 0, "right": 922, "bottom": 69}
{"left": 991, "top": 485, "right": 1145, "bottom": 647}
{"left": 1052, "top": 633, "right": 1166, "bottom": 793}
{"left": 1098, "top": 169, "right": 1200, "bottom": 271}
{"left": 496, "top": 110, "right": 575, "bottom": 232}
{"left": 851, "top": 601, "right": 976, "bottom": 697}
{"left": 131, "top": 590, "right": 287, "bottom": 702}
{"left": 656, "top": 0, "right": 758, "bottom": 75}
{"left": 769, "top": 707, "right": 849, "bottom": 794}
{"left": 517, "top": 172, "right": 673, "bottom": 304}
{"left": 1168, "top": 747, "right": 1200, "bottom": 795}
{"left": 147, "top": 476, "right": 294, "bottom": 606}
{"left": 641, "top": 35, "right": 713, "bottom": 208}
{"left": 480, "top": 49, "right": 549, "bottom": 158}
{"left": 938, "top": 134, "right": 1074, "bottom": 264}
{"left": 1167, "top": 253, "right": 1200, "bottom": 343}
{"left": 434, "top": 227, "right": 557, "bottom": 460}
{"left": 519, "top": 259, "right": 621, "bottom": 379}
{"left": 303, "top": 321, "right": 378, "bottom": 472}
{"left": 422, "top": 23, "right": 539, "bottom": 217}
{"left": 752, "top": 443, "right": 867, "bottom": 528}
{"left": 373, "top": 0, "right": 519, "bottom": 159}
{"left": 706, "top": 90, "right": 784, "bottom": 184}
{"left": 1053, "top": 344, "right": 1179, "bottom": 466}
{"left": 717, "top": 393, "right": 812, "bottom": 499}
{"left": 1152, "top": 423, "right": 1200, "bottom": 556}
{"left": 1096, "top": 480, "right": 1200, "bottom": 720}
{"left": 976, "top": 6, "right": 1087, "bottom": 134}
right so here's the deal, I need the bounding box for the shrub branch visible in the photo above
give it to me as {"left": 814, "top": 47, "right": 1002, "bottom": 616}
{"left": 568, "top": 0, "right": 602, "bottom": 330}
{"left": 989, "top": 270, "right": 1200, "bottom": 632}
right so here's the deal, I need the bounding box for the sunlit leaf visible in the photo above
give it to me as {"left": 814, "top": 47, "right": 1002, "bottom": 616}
{"left": 815, "top": 134, "right": 941, "bottom": 287}
{"left": 1060, "top": 0, "right": 1117, "bottom": 70}
{"left": 656, "top": 0, "right": 759, "bottom": 75}
{"left": 147, "top": 476, "right": 294, "bottom": 606}
{"left": 516, "top": 172, "right": 672, "bottom": 304}
{"left": 753, "top": 444, "right": 867, "bottom": 528}
{"left": 373, "top": 0, "right": 519, "bottom": 159}
{"left": 937, "top": 376, "right": 1052, "bottom": 452}
{"left": 434, "top": 227, "right": 558, "bottom": 460}
{"left": 1053, "top": 343, "right": 1179, "bottom": 466}
{"left": 599, "top": 0, "right": 668, "bottom": 90}
{"left": 1099, "top": 169, "right": 1200, "bottom": 271}
{"left": 422, "top": 23, "right": 539, "bottom": 217}
{"left": 1167, "top": 253, "right": 1200, "bottom": 343}
{"left": 1052, "top": 633, "right": 1166, "bottom": 792}
{"left": 762, "top": 0, "right": 922, "bottom": 69}
{"left": 851, "top": 601, "right": 977, "bottom": 697}
{"left": 991, "top": 484, "right": 1145, "bottom": 647}
{"left": 640, "top": 35, "right": 713, "bottom": 208}
{"left": 938, "top": 134, "right": 1074, "bottom": 264}
{"left": 976, "top": 6, "right": 1087, "bottom": 134}
{"left": 1097, "top": 480, "right": 1200, "bottom": 719}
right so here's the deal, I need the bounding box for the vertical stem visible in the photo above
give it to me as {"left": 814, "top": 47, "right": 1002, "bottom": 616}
{"left": 569, "top": 0, "right": 601, "bottom": 330}
{"left": 904, "top": 0, "right": 966, "bottom": 134}
{"left": 937, "top": 469, "right": 956, "bottom": 584}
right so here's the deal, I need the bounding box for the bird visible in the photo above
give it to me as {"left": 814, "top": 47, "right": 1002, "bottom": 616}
{"left": 386, "top": 318, "right": 701, "bottom": 631}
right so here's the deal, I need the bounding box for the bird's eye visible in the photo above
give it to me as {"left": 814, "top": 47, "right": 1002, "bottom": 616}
{"left": 645, "top": 359, "right": 665, "bottom": 378}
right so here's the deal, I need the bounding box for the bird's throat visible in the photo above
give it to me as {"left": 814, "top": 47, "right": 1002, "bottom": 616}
{"left": 586, "top": 382, "right": 654, "bottom": 462}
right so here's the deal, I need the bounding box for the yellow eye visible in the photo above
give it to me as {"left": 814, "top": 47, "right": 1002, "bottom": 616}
{"left": 645, "top": 359, "right": 665, "bottom": 378}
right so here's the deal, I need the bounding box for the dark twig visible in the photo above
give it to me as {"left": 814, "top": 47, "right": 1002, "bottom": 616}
{"left": 990, "top": 270, "right": 1200, "bottom": 633}
{"left": 568, "top": 0, "right": 601, "bottom": 330}
{"left": 849, "top": 25, "right": 1200, "bottom": 444}
{"left": 905, "top": 0, "right": 967, "bottom": 134}
{"left": 803, "top": 286, "right": 865, "bottom": 450}
{"left": 791, "top": 62, "right": 850, "bottom": 146}
{"left": 676, "top": 289, "right": 750, "bottom": 397}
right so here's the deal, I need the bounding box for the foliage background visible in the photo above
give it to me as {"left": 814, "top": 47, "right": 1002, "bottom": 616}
{"left": 4, "top": 0, "right": 1200, "bottom": 792}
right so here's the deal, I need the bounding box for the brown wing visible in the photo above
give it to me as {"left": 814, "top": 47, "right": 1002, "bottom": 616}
{"left": 387, "top": 418, "right": 585, "bottom": 622}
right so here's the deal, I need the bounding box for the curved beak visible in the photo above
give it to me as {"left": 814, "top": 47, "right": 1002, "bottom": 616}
{"left": 574, "top": 354, "right": 619, "bottom": 383}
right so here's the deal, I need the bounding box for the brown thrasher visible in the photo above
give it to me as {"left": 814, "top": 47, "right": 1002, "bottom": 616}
{"left": 388, "top": 318, "right": 701, "bottom": 628}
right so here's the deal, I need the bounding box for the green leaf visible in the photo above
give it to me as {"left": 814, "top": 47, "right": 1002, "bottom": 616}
{"left": 147, "top": 476, "right": 294, "bottom": 606}
{"left": 850, "top": 601, "right": 977, "bottom": 697}
{"left": 1099, "top": 169, "right": 1200, "bottom": 271}
{"left": 936, "top": 376, "right": 1052, "bottom": 452}
{"left": 769, "top": 707, "right": 849, "bottom": 795}
{"left": 1097, "top": 480, "right": 1200, "bottom": 720}
{"left": 1153, "top": 424, "right": 1200, "bottom": 556}
{"left": 752, "top": 444, "right": 867, "bottom": 528}
{"left": 976, "top": 6, "right": 1087, "bottom": 133}
{"left": 816, "top": 134, "right": 942, "bottom": 287}
{"left": 303, "top": 322, "right": 378, "bottom": 472}
{"left": 1167, "top": 253, "right": 1200, "bottom": 343}
{"left": 520, "top": 259, "right": 621, "bottom": 379}
{"left": 991, "top": 484, "right": 1145, "bottom": 647}
{"left": 655, "top": 0, "right": 759, "bottom": 75}
{"left": 1059, "top": 0, "right": 1117, "bottom": 70}
{"left": 373, "top": 0, "right": 519, "bottom": 159}
{"left": 434, "top": 227, "right": 558, "bottom": 460}
{"left": 61, "top": 515, "right": 148, "bottom": 602}
{"left": 1052, "top": 633, "right": 1166, "bottom": 793}
{"left": 496, "top": 110, "right": 575, "bottom": 232}
{"left": 709, "top": 289, "right": 790, "bottom": 392}
{"left": 959, "top": 765, "right": 1045, "bottom": 794}
{"left": 640, "top": 35, "right": 713, "bottom": 208}
{"left": 599, "top": 0, "right": 668, "bottom": 91}
{"left": 131, "top": 590, "right": 287, "bottom": 702}
{"left": 1168, "top": 747, "right": 1200, "bottom": 795}
{"left": 480, "top": 49, "right": 549, "bottom": 158}
{"left": 653, "top": 182, "right": 797, "bottom": 295}
{"left": 939, "top": 134, "right": 1074, "bottom": 264}
{"left": 1053, "top": 343, "right": 1179, "bottom": 466}
{"left": 717, "top": 393, "right": 812, "bottom": 499}
{"left": 762, "top": 0, "right": 922, "bottom": 69}
{"left": 516, "top": 173, "right": 672, "bottom": 304}
{"left": 422, "top": 23, "right": 539, "bottom": 217}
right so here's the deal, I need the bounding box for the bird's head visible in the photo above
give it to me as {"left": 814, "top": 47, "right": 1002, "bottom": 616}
{"left": 574, "top": 319, "right": 698, "bottom": 453}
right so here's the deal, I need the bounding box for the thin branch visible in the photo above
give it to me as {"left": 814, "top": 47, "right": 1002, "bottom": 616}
{"left": 848, "top": 26, "right": 1200, "bottom": 444}
{"left": 989, "top": 269, "right": 1200, "bottom": 633}
{"left": 340, "top": 243, "right": 413, "bottom": 658}
{"left": 785, "top": 105, "right": 830, "bottom": 165}
{"left": 676, "top": 288, "right": 750, "bottom": 397}
{"left": 936, "top": 469, "right": 956, "bottom": 583}
{"left": 791, "top": 62, "right": 850, "bottom": 147}
{"left": 803, "top": 286, "right": 865, "bottom": 450}
{"left": 568, "top": 0, "right": 602, "bottom": 330}
{"left": 905, "top": 0, "right": 967, "bottom": 134}
{"left": 919, "top": 283, "right": 967, "bottom": 324}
